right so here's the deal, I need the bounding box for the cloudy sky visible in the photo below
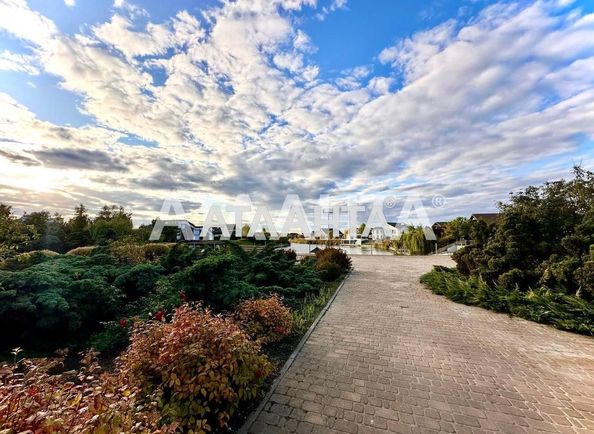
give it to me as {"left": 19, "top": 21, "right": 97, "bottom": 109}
{"left": 0, "top": 0, "right": 593, "bottom": 224}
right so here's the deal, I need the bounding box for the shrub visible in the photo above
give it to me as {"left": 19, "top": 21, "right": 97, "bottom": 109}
{"left": 284, "top": 249, "right": 297, "bottom": 261}
{"left": 575, "top": 261, "right": 594, "bottom": 298}
{"left": 143, "top": 243, "right": 173, "bottom": 261}
{"left": 65, "top": 246, "right": 95, "bottom": 256}
{"left": 117, "top": 304, "right": 273, "bottom": 432}
{"left": 110, "top": 241, "right": 146, "bottom": 265}
{"left": 88, "top": 320, "right": 131, "bottom": 353}
{"left": 235, "top": 294, "right": 293, "bottom": 343}
{"left": 159, "top": 242, "right": 206, "bottom": 272}
{"left": 453, "top": 167, "right": 594, "bottom": 299}
{"left": 0, "top": 249, "right": 59, "bottom": 271}
{"left": 110, "top": 243, "right": 173, "bottom": 265}
{"left": 315, "top": 248, "right": 351, "bottom": 273}
{"left": 421, "top": 266, "right": 594, "bottom": 335}
{"left": 498, "top": 268, "right": 525, "bottom": 291}
{"left": 113, "top": 263, "right": 165, "bottom": 299}
{"left": 315, "top": 260, "right": 342, "bottom": 281}
{"left": 0, "top": 255, "right": 126, "bottom": 352}
{"left": 314, "top": 248, "right": 350, "bottom": 281}
{"left": 0, "top": 350, "right": 165, "bottom": 433}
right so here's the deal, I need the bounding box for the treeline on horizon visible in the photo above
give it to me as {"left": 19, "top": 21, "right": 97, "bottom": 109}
{"left": 0, "top": 204, "right": 178, "bottom": 258}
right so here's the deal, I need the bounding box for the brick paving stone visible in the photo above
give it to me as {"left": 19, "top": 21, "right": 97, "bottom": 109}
{"left": 244, "top": 256, "right": 594, "bottom": 433}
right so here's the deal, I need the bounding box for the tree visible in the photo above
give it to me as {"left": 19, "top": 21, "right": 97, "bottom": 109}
{"left": 443, "top": 217, "right": 471, "bottom": 242}
{"left": 65, "top": 204, "right": 91, "bottom": 250}
{"left": 90, "top": 205, "right": 133, "bottom": 244}
{"left": 22, "top": 211, "right": 67, "bottom": 253}
{"left": 453, "top": 166, "right": 594, "bottom": 297}
{"left": 394, "top": 226, "right": 431, "bottom": 255}
{"left": 356, "top": 223, "right": 366, "bottom": 235}
{"left": 0, "top": 205, "right": 38, "bottom": 259}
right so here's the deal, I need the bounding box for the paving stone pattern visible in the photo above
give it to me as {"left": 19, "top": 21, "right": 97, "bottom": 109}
{"left": 246, "top": 256, "right": 594, "bottom": 433}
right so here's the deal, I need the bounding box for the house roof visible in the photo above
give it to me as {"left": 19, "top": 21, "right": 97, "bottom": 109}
{"left": 470, "top": 213, "right": 501, "bottom": 224}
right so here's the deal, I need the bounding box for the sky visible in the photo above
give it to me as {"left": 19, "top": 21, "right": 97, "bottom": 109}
{"left": 0, "top": 0, "right": 594, "bottom": 225}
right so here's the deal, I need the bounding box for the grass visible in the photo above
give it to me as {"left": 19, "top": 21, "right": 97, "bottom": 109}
{"left": 421, "top": 266, "right": 594, "bottom": 336}
{"left": 291, "top": 280, "right": 342, "bottom": 335}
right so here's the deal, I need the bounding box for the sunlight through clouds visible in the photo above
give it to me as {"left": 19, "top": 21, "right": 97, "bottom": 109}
{"left": 0, "top": 0, "right": 593, "bottom": 219}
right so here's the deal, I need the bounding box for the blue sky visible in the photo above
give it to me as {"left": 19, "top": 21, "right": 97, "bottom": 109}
{"left": 0, "top": 0, "right": 594, "bottom": 224}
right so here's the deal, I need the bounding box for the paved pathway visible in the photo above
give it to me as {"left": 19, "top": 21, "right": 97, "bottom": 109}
{"left": 246, "top": 256, "right": 594, "bottom": 434}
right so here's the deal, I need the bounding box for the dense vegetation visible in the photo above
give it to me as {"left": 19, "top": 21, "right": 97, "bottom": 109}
{"left": 0, "top": 304, "right": 275, "bottom": 433}
{"left": 0, "top": 203, "right": 177, "bottom": 259}
{"left": 422, "top": 167, "right": 594, "bottom": 334}
{"left": 393, "top": 226, "right": 434, "bottom": 255}
{"left": 0, "top": 241, "right": 344, "bottom": 356}
{"left": 0, "top": 199, "right": 352, "bottom": 433}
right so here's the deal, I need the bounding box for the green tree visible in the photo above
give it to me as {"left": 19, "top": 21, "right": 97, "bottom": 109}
{"left": 65, "top": 204, "right": 91, "bottom": 250}
{"left": 443, "top": 217, "right": 471, "bottom": 241}
{"left": 90, "top": 205, "right": 133, "bottom": 244}
{"left": 453, "top": 166, "right": 594, "bottom": 297}
{"left": 394, "top": 226, "right": 431, "bottom": 255}
{"left": 23, "top": 211, "right": 67, "bottom": 253}
{"left": 0, "top": 205, "right": 38, "bottom": 259}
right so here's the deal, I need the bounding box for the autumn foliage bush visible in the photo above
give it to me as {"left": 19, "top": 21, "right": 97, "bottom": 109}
{"left": 1, "top": 304, "right": 275, "bottom": 433}
{"left": 65, "top": 246, "right": 96, "bottom": 256}
{"left": 235, "top": 294, "right": 293, "bottom": 343}
{"left": 314, "top": 248, "right": 351, "bottom": 281}
{"left": 117, "top": 304, "right": 273, "bottom": 432}
{"left": 0, "top": 350, "right": 164, "bottom": 433}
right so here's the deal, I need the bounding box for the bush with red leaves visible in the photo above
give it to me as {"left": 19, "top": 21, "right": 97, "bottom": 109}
{"left": 235, "top": 294, "right": 293, "bottom": 344}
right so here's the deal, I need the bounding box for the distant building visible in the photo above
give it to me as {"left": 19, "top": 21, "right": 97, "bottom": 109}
{"left": 431, "top": 221, "right": 449, "bottom": 238}
{"left": 369, "top": 223, "right": 403, "bottom": 241}
{"left": 177, "top": 221, "right": 236, "bottom": 241}
{"left": 211, "top": 224, "right": 237, "bottom": 240}
{"left": 470, "top": 213, "right": 501, "bottom": 225}
{"left": 309, "top": 228, "right": 344, "bottom": 239}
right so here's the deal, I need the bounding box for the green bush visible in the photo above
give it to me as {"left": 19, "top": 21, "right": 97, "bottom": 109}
{"left": 113, "top": 263, "right": 165, "bottom": 299}
{"left": 421, "top": 266, "right": 594, "bottom": 335}
{"left": 453, "top": 167, "right": 594, "bottom": 300}
{"left": 575, "top": 261, "right": 594, "bottom": 298}
{"left": 0, "top": 242, "right": 329, "bottom": 356}
{"left": 88, "top": 320, "right": 130, "bottom": 353}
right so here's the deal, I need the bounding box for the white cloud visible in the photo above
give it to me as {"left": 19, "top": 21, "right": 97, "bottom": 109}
{"left": 64, "top": 0, "right": 75, "bottom": 7}
{"left": 0, "top": 50, "right": 39, "bottom": 74}
{"left": 0, "top": 0, "right": 593, "bottom": 218}
{"left": 0, "top": 0, "right": 57, "bottom": 45}
{"left": 93, "top": 14, "right": 175, "bottom": 59}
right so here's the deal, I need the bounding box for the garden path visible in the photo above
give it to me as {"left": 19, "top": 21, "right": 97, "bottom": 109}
{"left": 245, "top": 256, "right": 594, "bottom": 434}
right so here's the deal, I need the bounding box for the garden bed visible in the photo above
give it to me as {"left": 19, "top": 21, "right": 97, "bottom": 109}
{"left": 229, "top": 277, "right": 345, "bottom": 432}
